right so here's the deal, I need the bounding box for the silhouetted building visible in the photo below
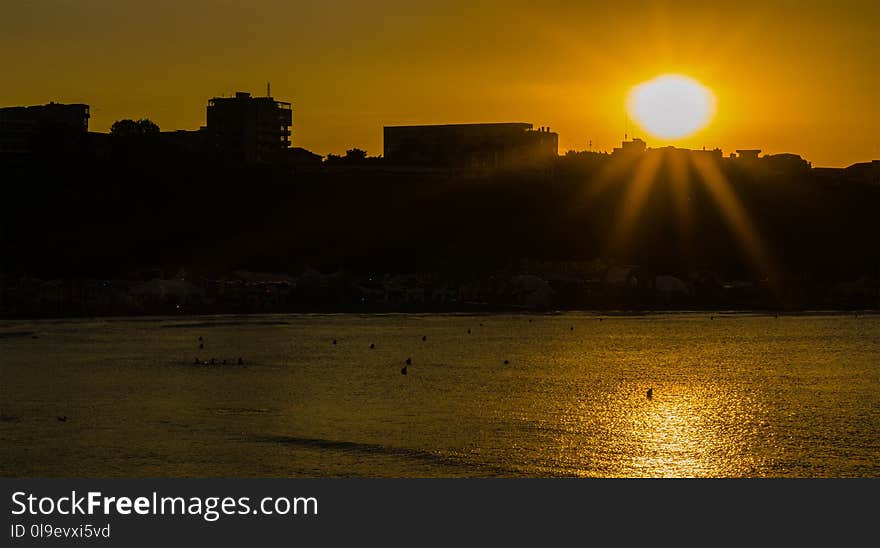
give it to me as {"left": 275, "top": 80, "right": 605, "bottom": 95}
{"left": 735, "top": 149, "right": 761, "bottom": 160}
{"left": 383, "top": 123, "right": 558, "bottom": 169}
{"left": 689, "top": 146, "right": 724, "bottom": 160}
{"left": 0, "top": 102, "right": 89, "bottom": 162}
{"left": 612, "top": 138, "right": 647, "bottom": 157}
{"left": 763, "top": 153, "right": 811, "bottom": 172}
{"left": 734, "top": 149, "right": 810, "bottom": 171}
{"left": 647, "top": 144, "right": 723, "bottom": 162}
{"left": 844, "top": 160, "right": 880, "bottom": 185}
{"left": 206, "top": 92, "right": 292, "bottom": 163}
{"left": 610, "top": 139, "right": 724, "bottom": 163}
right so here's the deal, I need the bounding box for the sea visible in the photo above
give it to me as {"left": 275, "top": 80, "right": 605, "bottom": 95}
{"left": 1, "top": 312, "right": 878, "bottom": 477}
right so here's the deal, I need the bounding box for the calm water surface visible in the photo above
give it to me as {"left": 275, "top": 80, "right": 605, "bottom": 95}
{"left": 1, "top": 313, "right": 878, "bottom": 477}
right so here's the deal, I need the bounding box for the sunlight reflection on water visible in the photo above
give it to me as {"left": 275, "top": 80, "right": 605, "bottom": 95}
{"left": 1, "top": 313, "right": 878, "bottom": 477}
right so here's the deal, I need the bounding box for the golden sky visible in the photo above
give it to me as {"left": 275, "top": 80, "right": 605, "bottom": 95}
{"left": 2, "top": 0, "right": 877, "bottom": 167}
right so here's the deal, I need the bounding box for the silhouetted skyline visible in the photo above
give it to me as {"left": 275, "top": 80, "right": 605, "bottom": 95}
{"left": 2, "top": 92, "right": 879, "bottom": 317}
{"left": 1, "top": 1, "right": 877, "bottom": 167}
{"left": 3, "top": 96, "right": 877, "bottom": 173}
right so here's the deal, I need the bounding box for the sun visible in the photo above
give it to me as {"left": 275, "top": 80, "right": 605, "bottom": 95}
{"left": 627, "top": 74, "right": 716, "bottom": 140}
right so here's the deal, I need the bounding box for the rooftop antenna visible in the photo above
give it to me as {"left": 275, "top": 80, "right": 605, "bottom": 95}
{"left": 267, "top": 82, "right": 271, "bottom": 97}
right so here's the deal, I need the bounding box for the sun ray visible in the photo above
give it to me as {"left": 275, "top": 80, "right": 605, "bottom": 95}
{"left": 689, "top": 153, "right": 778, "bottom": 285}
{"left": 608, "top": 151, "right": 663, "bottom": 255}
{"left": 561, "top": 150, "right": 649, "bottom": 229}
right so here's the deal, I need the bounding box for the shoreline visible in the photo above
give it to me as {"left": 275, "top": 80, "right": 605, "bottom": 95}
{"left": 2, "top": 308, "right": 878, "bottom": 324}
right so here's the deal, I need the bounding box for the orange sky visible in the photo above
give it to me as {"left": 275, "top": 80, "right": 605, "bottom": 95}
{"left": 2, "top": 0, "right": 877, "bottom": 167}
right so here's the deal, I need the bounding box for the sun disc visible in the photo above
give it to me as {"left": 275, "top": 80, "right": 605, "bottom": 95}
{"left": 627, "top": 74, "right": 716, "bottom": 139}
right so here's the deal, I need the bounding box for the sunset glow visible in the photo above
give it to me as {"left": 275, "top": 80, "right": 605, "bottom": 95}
{"left": 1, "top": 1, "right": 877, "bottom": 166}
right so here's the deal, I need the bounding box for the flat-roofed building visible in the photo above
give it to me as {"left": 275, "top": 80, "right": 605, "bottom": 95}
{"left": 383, "top": 122, "right": 558, "bottom": 169}
{"left": 735, "top": 149, "right": 761, "bottom": 160}
{"left": 0, "top": 102, "right": 89, "bottom": 162}
{"left": 612, "top": 138, "right": 647, "bottom": 157}
{"left": 206, "top": 91, "right": 292, "bottom": 163}
{"left": 844, "top": 160, "right": 879, "bottom": 185}
{"left": 763, "top": 153, "right": 811, "bottom": 172}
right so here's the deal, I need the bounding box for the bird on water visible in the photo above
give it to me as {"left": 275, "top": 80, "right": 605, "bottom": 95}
{"left": 646, "top": 388, "right": 653, "bottom": 399}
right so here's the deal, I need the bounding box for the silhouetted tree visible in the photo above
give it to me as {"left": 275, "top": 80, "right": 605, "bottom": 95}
{"left": 108, "top": 118, "right": 163, "bottom": 165}
{"left": 325, "top": 148, "right": 372, "bottom": 166}
{"left": 345, "top": 148, "right": 367, "bottom": 161}
{"left": 110, "top": 118, "right": 160, "bottom": 137}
